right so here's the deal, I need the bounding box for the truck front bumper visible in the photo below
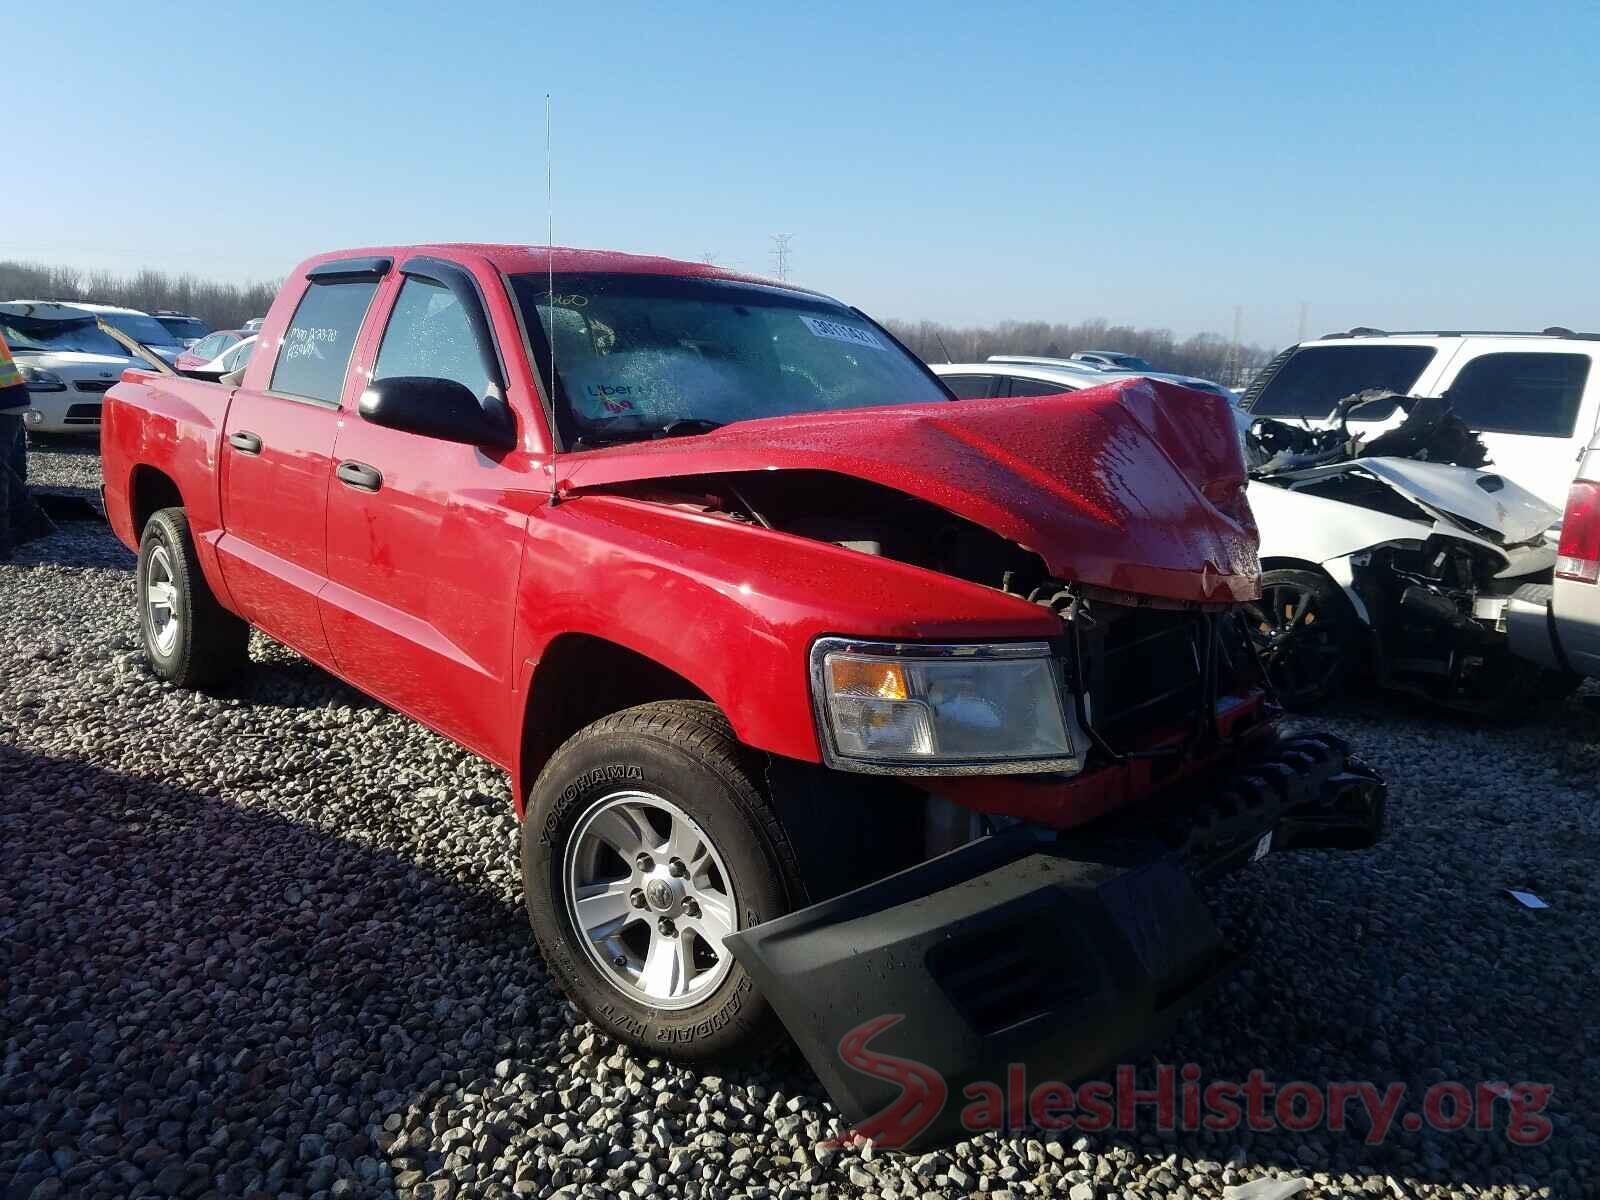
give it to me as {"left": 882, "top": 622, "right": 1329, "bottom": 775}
{"left": 725, "top": 733, "right": 1385, "bottom": 1151}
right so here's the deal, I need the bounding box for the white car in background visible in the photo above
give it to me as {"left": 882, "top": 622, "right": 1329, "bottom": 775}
{"left": 1240, "top": 329, "right": 1600, "bottom": 511}
{"left": 0, "top": 302, "right": 144, "bottom": 434}
{"left": 195, "top": 334, "right": 256, "bottom": 377}
{"left": 36, "top": 302, "right": 188, "bottom": 367}
{"left": 931, "top": 356, "right": 1237, "bottom": 402}
{"left": 1070, "top": 349, "right": 1156, "bottom": 371}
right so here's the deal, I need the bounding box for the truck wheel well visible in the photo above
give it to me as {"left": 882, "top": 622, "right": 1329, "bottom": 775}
{"left": 129, "top": 466, "right": 184, "bottom": 536}
{"left": 519, "top": 635, "right": 711, "bottom": 797}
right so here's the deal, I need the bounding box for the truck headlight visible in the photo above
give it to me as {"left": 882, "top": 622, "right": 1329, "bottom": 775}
{"left": 810, "top": 638, "right": 1084, "bottom": 774}
{"left": 19, "top": 366, "right": 66, "bottom": 392}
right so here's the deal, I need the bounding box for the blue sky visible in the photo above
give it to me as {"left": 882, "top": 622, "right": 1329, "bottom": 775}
{"left": 18, "top": 0, "right": 1599, "bottom": 347}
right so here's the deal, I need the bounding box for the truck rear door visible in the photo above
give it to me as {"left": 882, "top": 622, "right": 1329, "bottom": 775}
{"left": 318, "top": 256, "right": 539, "bottom": 766}
{"left": 216, "top": 262, "right": 387, "bottom": 664}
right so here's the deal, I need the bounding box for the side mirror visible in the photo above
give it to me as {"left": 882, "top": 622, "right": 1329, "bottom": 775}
{"left": 358, "top": 376, "right": 516, "bottom": 450}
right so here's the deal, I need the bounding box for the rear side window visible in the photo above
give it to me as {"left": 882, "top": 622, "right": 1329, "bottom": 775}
{"left": 1248, "top": 345, "right": 1436, "bottom": 419}
{"left": 373, "top": 278, "right": 492, "bottom": 399}
{"left": 1444, "top": 352, "right": 1592, "bottom": 437}
{"left": 222, "top": 340, "right": 254, "bottom": 372}
{"left": 191, "top": 333, "right": 227, "bottom": 359}
{"left": 269, "top": 280, "right": 379, "bottom": 404}
{"left": 1006, "top": 376, "right": 1075, "bottom": 397}
{"left": 943, "top": 374, "right": 998, "bottom": 400}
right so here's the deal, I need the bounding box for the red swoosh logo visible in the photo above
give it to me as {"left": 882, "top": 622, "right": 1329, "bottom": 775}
{"left": 828, "top": 1014, "right": 948, "bottom": 1149}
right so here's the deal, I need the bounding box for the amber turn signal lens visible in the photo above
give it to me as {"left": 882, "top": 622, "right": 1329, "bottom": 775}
{"left": 826, "top": 657, "right": 910, "bottom": 701}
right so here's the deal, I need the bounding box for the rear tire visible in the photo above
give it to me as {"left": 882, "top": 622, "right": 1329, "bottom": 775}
{"left": 136, "top": 507, "right": 250, "bottom": 688}
{"left": 1245, "top": 569, "right": 1360, "bottom": 710}
{"left": 521, "top": 701, "right": 799, "bottom": 1062}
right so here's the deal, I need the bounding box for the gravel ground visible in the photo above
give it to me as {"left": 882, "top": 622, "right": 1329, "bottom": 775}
{"left": 3, "top": 439, "right": 1598, "bottom": 1200}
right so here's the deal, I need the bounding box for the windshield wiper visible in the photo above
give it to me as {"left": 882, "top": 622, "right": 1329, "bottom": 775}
{"left": 570, "top": 418, "right": 726, "bottom": 451}
{"left": 653, "top": 418, "right": 724, "bottom": 438}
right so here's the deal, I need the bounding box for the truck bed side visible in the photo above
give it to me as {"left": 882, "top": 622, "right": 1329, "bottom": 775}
{"left": 102, "top": 370, "right": 238, "bottom": 611}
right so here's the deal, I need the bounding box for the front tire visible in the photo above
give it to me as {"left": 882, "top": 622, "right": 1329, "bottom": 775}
{"left": 136, "top": 507, "right": 250, "bottom": 688}
{"left": 522, "top": 701, "right": 799, "bottom": 1061}
{"left": 1245, "top": 569, "right": 1360, "bottom": 710}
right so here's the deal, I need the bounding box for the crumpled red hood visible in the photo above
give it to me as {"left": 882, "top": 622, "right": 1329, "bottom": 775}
{"left": 557, "top": 377, "right": 1261, "bottom": 605}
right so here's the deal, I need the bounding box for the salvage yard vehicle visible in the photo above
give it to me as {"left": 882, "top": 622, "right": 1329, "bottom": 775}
{"left": 175, "top": 328, "right": 251, "bottom": 372}
{"left": 1241, "top": 328, "right": 1600, "bottom": 510}
{"left": 44, "top": 301, "right": 187, "bottom": 367}
{"left": 1507, "top": 426, "right": 1600, "bottom": 682}
{"left": 154, "top": 310, "right": 210, "bottom": 347}
{"left": 934, "top": 355, "right": 1237, "bottom": 403}
{"left": 0, "top": 302, "right": 145, "bottom": 434}
{"left": 101, "top": 244, "right": 1386, "bottom": 1148}
{"left": 1243, "top": 396, "right": 1570, "bottom": 712}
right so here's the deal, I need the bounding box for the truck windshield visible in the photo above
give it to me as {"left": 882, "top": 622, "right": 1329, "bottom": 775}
{"left": 509, "top": 273, "right": 950, "bottom": 446}
{"left": 0, "top": 315, "right": 131, "bottom": 358}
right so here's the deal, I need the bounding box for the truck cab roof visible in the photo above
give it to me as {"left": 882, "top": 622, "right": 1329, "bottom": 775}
{"left": 299, "top": 243, "right": 815, "bottom": 293}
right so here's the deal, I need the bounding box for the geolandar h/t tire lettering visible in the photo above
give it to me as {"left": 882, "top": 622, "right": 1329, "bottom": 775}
{"left": 136, "top": 507, "right": 250, "bottom": 689}
{"left": 522, "top": 701, "right": 800, "bottom": 1061}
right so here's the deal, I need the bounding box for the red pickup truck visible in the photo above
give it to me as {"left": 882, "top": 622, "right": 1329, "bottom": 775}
{"left": 102, "top": 245, "right": 1385, "bottom": 1147}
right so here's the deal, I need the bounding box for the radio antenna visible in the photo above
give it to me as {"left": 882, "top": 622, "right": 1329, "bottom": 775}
{"left": 545, "top": 93, "right": 560, "bottom": 507}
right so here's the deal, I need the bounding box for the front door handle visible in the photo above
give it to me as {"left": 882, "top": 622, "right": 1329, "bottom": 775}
{"left": 336, "top": 460, "right": 383, "bottom": 493}
{"left": 228, "top": 430, "right": 262, "bottom": 455}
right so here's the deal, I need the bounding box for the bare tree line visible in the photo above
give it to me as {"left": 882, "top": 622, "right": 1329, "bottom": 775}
{"left": 0, "top": 261, "right": 279, "bottom": 332}
{"left": 1, "top": 258, "right": 1272, "bottom": 382}
{"left": 885, "top": 318, "right": 1275, "bottom": 386}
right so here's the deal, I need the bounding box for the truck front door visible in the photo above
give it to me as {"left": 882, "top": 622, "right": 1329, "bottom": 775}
{"left": 217, "top": 270, "right": 384, "bottom": 666}
{"left": 319, "top": 261, "right": 538, "bottom": 766}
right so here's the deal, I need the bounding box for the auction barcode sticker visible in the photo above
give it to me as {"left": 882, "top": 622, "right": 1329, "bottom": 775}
{"left": 799, "top": 315, "right": 884, "bottom": 350}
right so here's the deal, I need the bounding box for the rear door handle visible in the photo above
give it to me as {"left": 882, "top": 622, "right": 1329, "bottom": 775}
{"left": 336, "top": 460, "right": 383, "bottom": 493}
{"left": 228, "top": 430, "right": 262, "bottom": 455}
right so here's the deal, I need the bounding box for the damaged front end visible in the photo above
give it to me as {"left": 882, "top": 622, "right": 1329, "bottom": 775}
{"left": 562, "top": 383, "right": 1386, "bottom": 1144}
{"left": 728, "top": 732, "right": 1384, "bottom": 1151}
{"left": 1344, "top": 532, "right": 1569, "bottom": 712}
{"left": 723, "top": 519, "right": 1388, "bottom": 1151}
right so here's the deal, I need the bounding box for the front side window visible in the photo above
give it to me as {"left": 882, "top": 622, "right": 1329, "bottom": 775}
{"left": 508, "top": 272, "right": 950, "bottom": 446}
{"left": 1248, "top": 345, "right": 1437, "bottom": 420}
{"left": 372, "top": 277, "right": 492, "bottom": 399}
{"left": 1445, "top": 352, "right": 1592, "bottom": 437}
{"left": 269, "top": 280, "right": 379, "bottom": 404}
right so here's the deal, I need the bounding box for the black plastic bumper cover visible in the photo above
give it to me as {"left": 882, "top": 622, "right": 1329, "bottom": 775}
{"left": 725, "top": 737, "right": 1386, "bottom": 1151}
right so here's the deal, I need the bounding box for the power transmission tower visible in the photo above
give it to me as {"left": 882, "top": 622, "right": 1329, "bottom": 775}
{"left": 770, "top": 234, "right": 793, "bottom": 282}
{"left": 699, "top": 251, "right": 719, "bottom": 265}
{"left": 1222, "top": 305, "right": 1243, "bottom": 386}
{"left": 1297, "top": 301, "right": 1309, "bottom": 342}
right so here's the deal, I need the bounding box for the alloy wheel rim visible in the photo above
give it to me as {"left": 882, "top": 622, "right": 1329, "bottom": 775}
{"left": 564, "top": 790, "right": 739, "bottom": 1010}
{"left": 145, "top": 546, "right": 180, "bottom": 657}
{"left": 1245, "top": 584, "right": 1342, "bottom": 700}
